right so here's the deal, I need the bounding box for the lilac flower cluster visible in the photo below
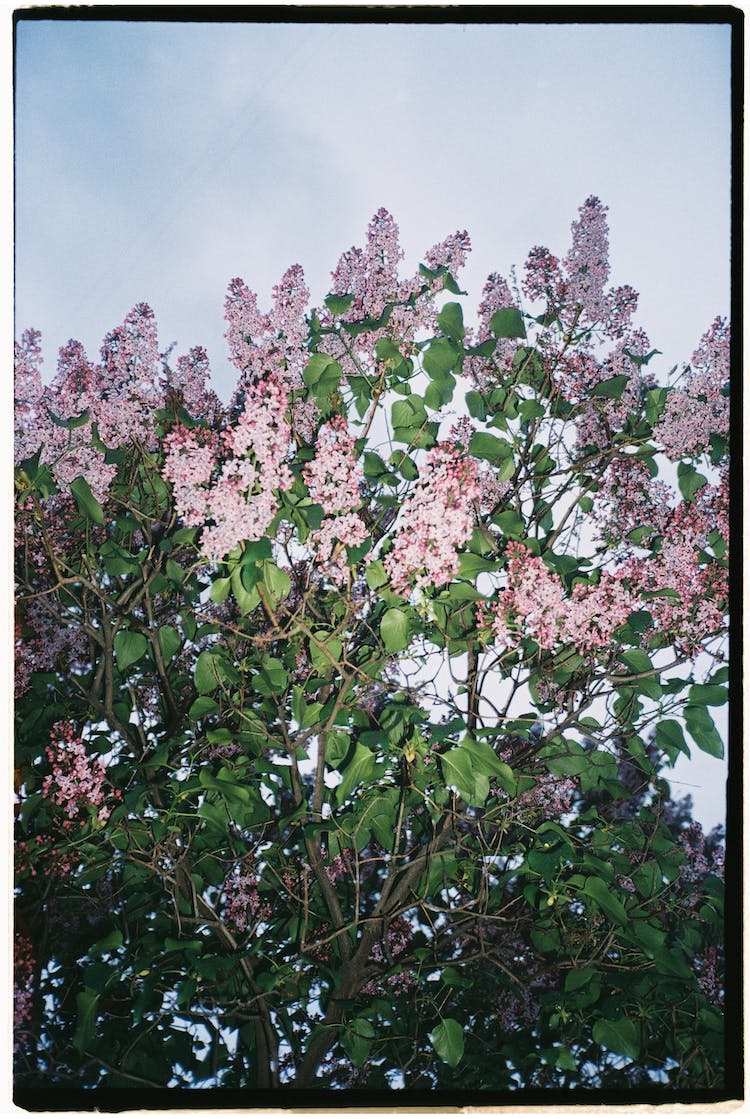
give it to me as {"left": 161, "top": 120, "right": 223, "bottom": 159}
{"left": 490, "top": 543, "right": 635, "bottom": 657}
{"left": 223, "top": 857, "right": 271, "bottom": 933}
{"left": 523, "top": 197, "right": 638, "bottom": 340}
{"left": 654, "top": 317, "right": 730, "bottom": 460}
{"left": 14, "top": 933, "right": 34, "bottom": 1052}
{"left": 384, "top": 441, "right": 480, "bottom": 593}
{"left": 321, "top": 209, "right": 472, "bottom": 378}
{"left": 225, "top": 264, "right": 310, "bottom": 408}
{"left": 14, "top": 304, "right": 222, "bottom": 507}
{"left": 42, "top": 722, "right": 120, "bottom": 825}
{"left": 163, "top": 374, "right": 294, "bottom": 559}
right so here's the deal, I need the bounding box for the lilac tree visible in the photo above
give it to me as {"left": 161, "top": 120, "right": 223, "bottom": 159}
{"left": 14, "top": 200, "right": 729, "bottom": 1097}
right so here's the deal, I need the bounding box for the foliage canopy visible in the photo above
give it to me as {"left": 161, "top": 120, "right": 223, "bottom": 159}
{"left": 14, "top": 200, "right": 729, "bottom": 1100}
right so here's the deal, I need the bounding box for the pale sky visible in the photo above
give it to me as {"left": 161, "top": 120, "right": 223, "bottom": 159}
{"left": 13, "top": 14, "right": 733, "bottom": 827}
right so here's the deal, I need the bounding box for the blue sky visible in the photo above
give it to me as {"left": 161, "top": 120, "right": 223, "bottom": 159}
{"left": 14, "top": 16, "right": 732, "bottom": 826}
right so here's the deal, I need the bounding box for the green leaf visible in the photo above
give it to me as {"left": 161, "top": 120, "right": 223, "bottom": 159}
{"left": 554, "top": 1047, "right": 578, "bottom": 1072}
{"left": 627, "top": 919, "right": 666, "bottom": 954}
{"left": 243, "top": 537, "right": 273, "bottom": 562}
{"left": 565, "top": 966, "right": 597, "bottom": 992}
{"left": 325, "top": 293, "right": 354, "bottom": 315}
{"left": 351, "top": 1017, "right": 375, "bottom": 1039}
{"left": 429, "top": 1018, "right": 464, "bottom": 1067}
{"left": 423, "top": 337, "right": 460, "bottom": 378}
{"left": 362, "top": 451, "right": 388, "bottom": 479}
{"left": 436, "top": 302, "right": 465, "bottom": 342}
{"left": 581, "top": 876, "right": 628, "bottom": 925}
{"left": 465, "top": 390, "right": 487, "bottom": 421}
{"left": 48, "top": 406, "right": 91, "bottom": 430}
{"left": 114, "top": 630, "right": 148, "bottom": 674}
{"left": 365, "top": 559, "right": 388, "bottom": 590}
{"left": 494, "top": 508, "right": 524, "bottom": 537}
{"left": 209, "top": 576, "right": 231, "bottom": 605}
{"left": 490, "top": 307, "right": 526, "bottom": 339}
{"left": 158, "top": 624, "right": 181, "bottom": 664}
{"left": 457, "top": 552, "right": 493, "bottom": 580}
{"left": 375, "top": 337, "right": 402, "bottom": 361}
{"left": 645, "top": 386, "right": 668, "bottom": 425}
{"left": 303, "top": 353, "right": 338, "bottom": 387}
{"left": 688, "top": 684, "right": 727, "bottom": 707}
{"left": 89, "top": 929, "right": 124, "bottom": 956}
{"left": 684, "top": 704, "right": 724, "bottom": 758}
{"left": 381, "top": 607, "right": 411, "bottom": 654}
{"left": 336, "top": 741, "right": 376, "bottom": 805}
{"left": 618, "top": 649, "right": 654, "bottom": 674}
{"left": 677, "top": 461, "right": 708, "bottom": 502}
{"left": 326, "top": 729, "right": 351, "bottom": 769}
{"left": 262, "top": 561, "right": 291, "bottom": 606}
{"left": 468, "top": 431, "right": 513, "bottom": 461}
{"left": 391, "top": 396, "right": 427, "bottom": 431}
{"left": 654, "top": 719, "right": 690, "bottom": 760}
{"left": 593, "top": 1017, "right": 641, "bottom": 1061}
{"left": 231, "top": 564, "right": 261, "bottom": 615}
{"left": 73, "top": 987, "right": 100, "bottom": 1056}
{"left": 441, "top": 746, "right": 490, "bottom": 807}
{"left": 189, "top": 696, "right": 219, "bottom": 720}
{"left": 424, "top": 372, "right": 456, "bottom": 411}
{"left": 70, "top": 475, "right": 105, "bottom": 525}
{"left": 590, "top": 375, "right": 629, "bottom": 399}
{"left": 194, "top": 650, "right": 236, "bottom": 695}
{"left": 462, "top": 736, "right": 514, "bottom": 791}
{"left": 309, "top": 632, "right": 343, "bottom": 674}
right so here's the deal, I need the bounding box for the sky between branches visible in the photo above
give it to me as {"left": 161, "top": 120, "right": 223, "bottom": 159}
{"left": 13, "top": 15, "right": 731, "bottom": 827}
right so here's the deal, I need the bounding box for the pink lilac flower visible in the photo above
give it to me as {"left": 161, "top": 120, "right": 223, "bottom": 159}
{"left": 575, "top": 330, "right": 657, "bottom": 451}
{"left": 96, "top": 304, "right": 163, "bottom": 449}
{"left": 593, "top": 456, "right": 673, "bottom": 550}
{"left": 619, "top": 483, "right": 728, "bottom": 657}
{"left": 308, "top": 511, "right": 369, "bottom": 586}
{"left": 491, "top": 543, "right": 568, "bottom": 651}
{"left": 42, "top": 721, "right": 120, "bottom": 824}
{"left": 269, "top": 264, "right": 311, "bottom": 386}
{"left": 163, "top": 376, "right": 293, "bottom": 559}
{"left": 162, "top": 424, "right": 220, "bottom": 524}
{"left": 463, "top": 271, "right": 519, "bottom": 390}
{"left": 225, "top": 267, "right": 310, "bottom": 411}
{"left": 223, "top": 856, "right": 271, "bottom": 933}
{"left": 560, "top": 572, "right": 636, "bottom": 652}
{"left": 523, "top": 245, "right": 565, "bottom": 308}
{"left": 15, "top": 597, "right": 90, "bottom": 698}
{"left": 14, "top": 933, "right": 34, "bottom": 1052}
{"left": 384, "top": 442, "right": 480, "bottom": 593}
{"left": 695, "top": 946, "right": 724, "bottom": 1008}
{"left": 522, "top": 198, "right": 637, "bottom": 341}
{"left": 369, "top": 914, "right": 414, "bottom": 965}
{"left": 302, "top": 415, "right": 363, "bottom": 515}
{"left": 16, "top": 306, "right": 172, "bottom": 506}
{"left": 14, "top": 328, "right": 45, "bottom": 464}
{"left": 603, "top": 284, "right": 639, "bottom": 339}
{"left": 292, "top": 396, "right": 321, "bottom": 444}
{"left": 491, "top": 544, "right": 636, "bottom": 657}
{"left": 477, "top": 468, "right": 511, "bottom": 514}
{"left": 16, "top": 338, "right": 117, "bottom": 502}
{"left": 654, "top": 317, "right": 730, "bottom": 460}
{"left": 323, "top": 848, "right": 353, "bottom": 884}
{"left": 423, "top": 228, "right": 472, "bottom": 277}
{"left": 169, "top": 346, "right": 222, "bottom": 423}
{"left": 225, "top": 277, "right": 271, "bottom": 379}
{"left": 554, "top": 347, "right": 604, "bottom": 404}
{"left": 49, "top": 443, "right": 117, "bottom": 505}
{"left": 563, "top": 195, "right": 611, "bottom": 324}
{"left": 330, "top": 207, "right": 403, "bottom": 321}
